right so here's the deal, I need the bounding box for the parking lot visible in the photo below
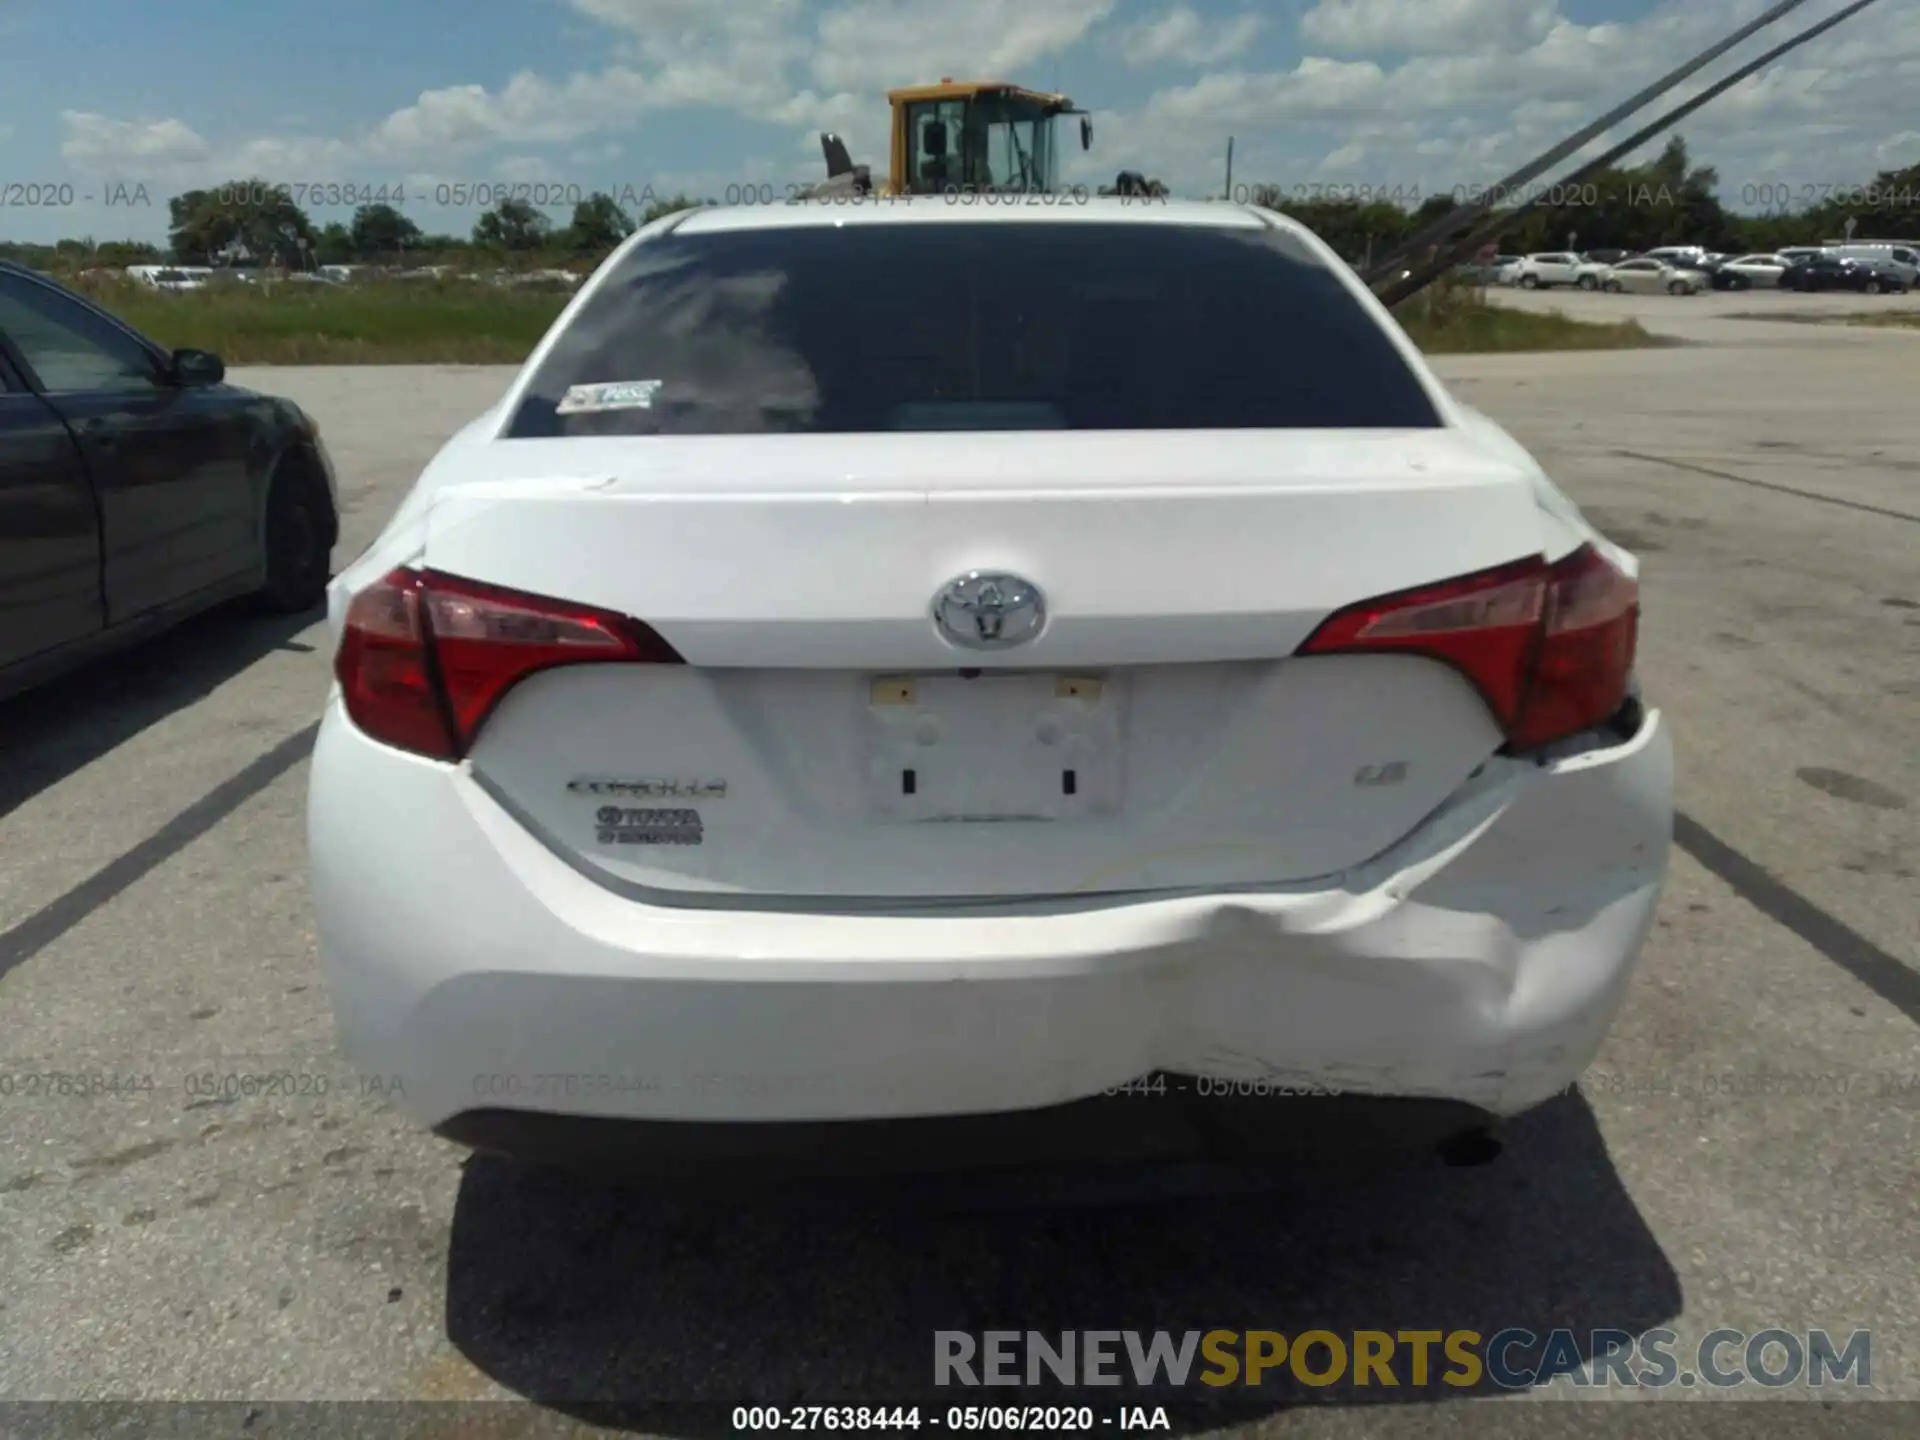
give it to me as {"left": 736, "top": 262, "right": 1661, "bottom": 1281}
{"left": 1489, "top": 280, "right": 1920, "bottom": 333}
{"left": 1, "top": 299, "right": 1915, "bottom": 1434}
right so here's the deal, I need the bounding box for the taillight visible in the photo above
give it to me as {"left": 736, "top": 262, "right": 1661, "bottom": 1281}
{"left": 1299, "top": 543, "right": 1638, "bottom": 752}
{"left": 1508, "top": 545, "right": 1639, "bottom": 749}
{"left": 335, "top": 568, "right": 682, "bottom": 759}
{"left": 335, "top": 572, "right": 448, "bottom": 757}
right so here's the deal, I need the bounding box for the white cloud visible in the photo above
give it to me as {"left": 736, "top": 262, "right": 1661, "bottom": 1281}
{"left": 1874, "top": 129, "right": 1920, "bottom": 167}
{"left": 567, "top": 0, "right": 811, "bottom": 108}
{"left": 1300, "top": 0, "right": 1558, "bottom": 56}
{"left": 372, "top": 70, "right": 661, "bottom": 153}
{"left": 1116, "top": 7, "right": 1264, "bottom": 68}
{"left": 1094, "top": 0, "right": 1919, "bottom": 204}
{"left": 61, "top": 113, "right": 210, "bottom": 171}
{"left": 808, "top": 0, "right": 1115, "bottom": 94}
{"left": 1134, "top": 59, "right": 1393, "bottom": 127}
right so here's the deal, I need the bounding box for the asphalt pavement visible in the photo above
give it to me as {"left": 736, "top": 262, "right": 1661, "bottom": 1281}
{"left": 0, "top": 293, "right": 1914, "bottom": 1437}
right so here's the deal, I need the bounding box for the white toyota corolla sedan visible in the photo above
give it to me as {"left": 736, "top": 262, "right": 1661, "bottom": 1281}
{"left": 307, "top": 199, "right": 1672, "bottom": 1175}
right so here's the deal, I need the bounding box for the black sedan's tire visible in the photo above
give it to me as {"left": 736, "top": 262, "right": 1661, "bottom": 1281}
{"left": 255, "top": 455, "right": 334, "bottom": 613}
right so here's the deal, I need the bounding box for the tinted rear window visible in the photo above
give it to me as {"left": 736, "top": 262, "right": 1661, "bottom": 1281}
{"left": 505, "top": 220, "right": 1442, "bottom": 437}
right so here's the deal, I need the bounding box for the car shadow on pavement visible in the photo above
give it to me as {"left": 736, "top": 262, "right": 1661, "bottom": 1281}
{"left": 443, "top": 1090, "right": 1680, "bottom": 1430}
{"left": 0, "top": 597, "right": 319, "bottom": 823}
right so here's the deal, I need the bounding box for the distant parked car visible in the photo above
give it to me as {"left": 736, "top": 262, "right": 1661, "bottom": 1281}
{"left": 1581, "top": 248, "right": 1632, "bottom": 266}
{"left": 0, "top": 261, "right": 339, "bottom": 700}
{"left": 1640, "top": 246, "right": 1715, "bottom": 269}
{"left": 124, "top": 264, "right": 214, "bottom": 292}
{"left": 1826, "top": 244, "right": 1919, "bottom": 287}
{"left": 1781, "top": 255, "right": 1908, "bottom": 294}
{"left": 1717, "top": 254, "right": 1793, "bottom": 288}
{"left": 1599, "top": 258, "right": 1705, "bottom": 295}
{"left": 1511, "top": 252, "right": 1608, "bottom": 289}
{"left": 1685, "top": 256, "right": 1763, "bottom": 291}
{"left": 1774, "top": 246, "right": 1828, "bottom": 266}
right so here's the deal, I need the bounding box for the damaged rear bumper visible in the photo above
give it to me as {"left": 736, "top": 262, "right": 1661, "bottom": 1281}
{"left": 310, "top": 700, "right": 1672, "bottom": 1152}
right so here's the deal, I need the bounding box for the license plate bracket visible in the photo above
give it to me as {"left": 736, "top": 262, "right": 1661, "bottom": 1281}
{"left": 862, "top": 672, "right": 1123, "bottom": 822}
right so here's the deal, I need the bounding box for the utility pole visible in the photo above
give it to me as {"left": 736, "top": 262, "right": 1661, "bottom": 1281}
{"left": 1224, "top": 138, "right": 1234, "bottom": 202}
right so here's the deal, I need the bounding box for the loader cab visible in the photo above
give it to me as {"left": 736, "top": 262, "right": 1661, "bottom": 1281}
{"left": 888, "top": 81, "right": 1086, "bottom": 196}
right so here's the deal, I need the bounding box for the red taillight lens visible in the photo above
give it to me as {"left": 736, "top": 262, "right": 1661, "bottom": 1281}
{"left": 335, "top": 568, "right": 683, "bottom": 759}
{"left": 1508, "top": 544, "right": 1639, "bottom": 750}
{"left": 1299, "top": 544, "right": 1638, "bottom": 751}
{"left": 336, "top": 573, "right": 450, "bottom": 757}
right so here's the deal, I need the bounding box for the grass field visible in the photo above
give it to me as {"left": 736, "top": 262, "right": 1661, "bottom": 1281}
{"left": 1398, "top": 303, "right": 1660, "bottom": 353}
{"left": 1392, "top": 280, "right": 1662, "bottom": 353}
{"left": 72, "top": 275, "right": 1661, "bottom": 364}
{"left": 76, "top": 277, "right": 571, "bottom": 365}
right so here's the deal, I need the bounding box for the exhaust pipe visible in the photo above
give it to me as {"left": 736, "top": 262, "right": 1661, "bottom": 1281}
{"left": 1437, "top": 1127, "right": 1504, "bottom": 1167}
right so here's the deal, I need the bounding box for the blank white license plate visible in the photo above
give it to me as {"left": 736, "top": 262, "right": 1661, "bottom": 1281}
{"left": 862, "top": 672, "right": 1124, "bottom": 822}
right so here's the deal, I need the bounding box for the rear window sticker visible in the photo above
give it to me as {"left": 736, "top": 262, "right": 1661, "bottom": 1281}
{"left": 557, "top": 379, "right": 664, "bottom": 414}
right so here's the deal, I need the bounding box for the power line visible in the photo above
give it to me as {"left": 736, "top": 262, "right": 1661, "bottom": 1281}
{"left": 1374, "top": 0, "right": 1890, "bottom": 307}
{"left": 1365, "top": 0, "right": 1820, "bottom": 284}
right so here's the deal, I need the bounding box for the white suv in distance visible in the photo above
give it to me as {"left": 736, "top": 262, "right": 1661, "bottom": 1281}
{"left": 307, "top": 201, "right": 1673, "bottom": 1179}
{"left": 1510, "top": 252, "right": 1609, "bottom": 289}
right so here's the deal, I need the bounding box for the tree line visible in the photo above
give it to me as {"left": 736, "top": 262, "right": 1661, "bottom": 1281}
{"left": 0, "top": 187, "right": 706, "bottom": 273}
{"left": 2, "top": 137, "right": 1913, "bottom": 276}
{"left": 1251, "top": 138, "right": 1919, "bottom": 268}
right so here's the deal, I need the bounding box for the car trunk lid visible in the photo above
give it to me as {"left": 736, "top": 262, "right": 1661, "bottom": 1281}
{"left": 412, "top": 429, "right": 1552, "bottom": 900}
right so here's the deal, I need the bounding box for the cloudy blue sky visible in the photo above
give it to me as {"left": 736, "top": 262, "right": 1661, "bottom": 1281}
{"left": 2, "top": 0, "right": 1914, "bottom": 245}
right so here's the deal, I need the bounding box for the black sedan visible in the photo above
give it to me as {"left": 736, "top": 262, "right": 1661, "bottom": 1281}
{"left": 1, "top": 260, "right": 338, "bottom": 701}
{"left": 1779, "top": 255, "right": 1910, "bottom": 294}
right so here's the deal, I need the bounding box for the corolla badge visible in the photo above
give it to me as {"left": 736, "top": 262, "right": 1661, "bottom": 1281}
{"left": 933, "top": 571, "right": 1046, "bottom": 650}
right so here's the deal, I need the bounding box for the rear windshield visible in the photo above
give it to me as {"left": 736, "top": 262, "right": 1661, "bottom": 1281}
{"left": 505, "top": 219, "right": 1443, "bottom": 436}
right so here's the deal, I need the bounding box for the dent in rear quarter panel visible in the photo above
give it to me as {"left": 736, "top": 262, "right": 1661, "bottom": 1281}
{"left": 1471, "top": 716, "right": 1674, "bottom": 1114}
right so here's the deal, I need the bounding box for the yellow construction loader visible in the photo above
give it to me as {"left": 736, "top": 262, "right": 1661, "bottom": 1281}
{"left": 812, "top": 79, "right": 1156, "bottom": 198}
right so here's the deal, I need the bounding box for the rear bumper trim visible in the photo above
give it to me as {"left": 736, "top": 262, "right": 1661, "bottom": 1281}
{"left": 435, "top": 1081, "right": 1495, "bottom": 1182}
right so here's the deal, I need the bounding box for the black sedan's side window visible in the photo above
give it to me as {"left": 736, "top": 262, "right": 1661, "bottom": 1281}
{"left": 0, "top": 275, "right": 161, "bottom": 394}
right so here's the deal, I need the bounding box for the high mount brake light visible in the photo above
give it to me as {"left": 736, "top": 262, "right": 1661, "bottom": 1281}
{"left": 335, "top": 568, "right": 683, "bottom": 759}
{"left": 1299, "top": 543, "right": 1638, "bottom": 751}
